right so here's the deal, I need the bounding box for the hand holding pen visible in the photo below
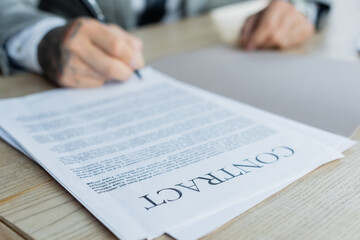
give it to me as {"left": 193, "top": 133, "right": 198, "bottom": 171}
{"left": 79, "top": 0, "right": 143, "bottom": 79}
{"left": 37, "top": 2, "right": 144, "bottom": 88}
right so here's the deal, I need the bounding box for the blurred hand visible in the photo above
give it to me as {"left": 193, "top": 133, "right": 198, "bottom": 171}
{"left": 239, "top": 0, "right": 315, "bottom": 50}
{"left": 38, "top": 17, "right": 145, "bottom": 88}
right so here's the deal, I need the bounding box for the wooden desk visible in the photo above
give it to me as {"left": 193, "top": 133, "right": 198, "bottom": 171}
{"left": 1, "top": 1, "right": 359, "bottom": 239}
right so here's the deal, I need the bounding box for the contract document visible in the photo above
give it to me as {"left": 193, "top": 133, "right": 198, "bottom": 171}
{"left": 0, "top": 68, "right": 354, "bottom": 240}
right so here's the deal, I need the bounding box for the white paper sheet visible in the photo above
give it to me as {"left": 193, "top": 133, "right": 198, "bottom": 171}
{"left": 0, "top": 68, "right": 354, "bottom": 240}
{"left": 168, "top": 180, "right": 291, "bottom": 240}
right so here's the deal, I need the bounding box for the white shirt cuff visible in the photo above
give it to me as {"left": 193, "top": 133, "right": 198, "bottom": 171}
{"left": 294, "top": 2, "right": 319, "bottom": 25}
{"left": 5, "top": 17, "right": 67, "bottom": 73}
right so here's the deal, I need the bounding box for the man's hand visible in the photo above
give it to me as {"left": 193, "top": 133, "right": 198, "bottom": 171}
{"left": 38, "top": 18, "right": 145, "bottom": 88}
{"left": 240, "top": 0, "right": 315, "bottom": 50}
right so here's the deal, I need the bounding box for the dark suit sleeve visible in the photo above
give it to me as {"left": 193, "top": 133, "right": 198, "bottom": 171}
{"left": 313, "top": 0, "right": 331, "bottom": 31}
{"left": 0, "top": 0, "right": 63, "bottom": 75}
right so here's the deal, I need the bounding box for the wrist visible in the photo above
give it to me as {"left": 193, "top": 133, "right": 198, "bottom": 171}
{"left": 286, "top": 0, "right": 330, "bottom": 31}
{"left": 5, "top": 17, "right": 66, "bottom": 73}
{"left": 38, "top": 24, "right": 70, "bottom": 83}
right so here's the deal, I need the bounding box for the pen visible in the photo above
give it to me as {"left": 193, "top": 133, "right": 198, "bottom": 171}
{"left": 79, "top": 0, "right": 143, "bottom": 79}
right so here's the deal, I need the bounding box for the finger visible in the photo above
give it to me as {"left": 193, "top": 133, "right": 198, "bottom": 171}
{"left": 283, "top": 22, "right": 314, "bottom": 49}
{"left": 107, "top": 25, "right": 145, "bottom": 68}
{"left": 286, "top": 13, "right": 315, "bottom": 48}
{"left": 246, "top": 19, "right": 272, "bottom": 50}
{"left": 127, "top": 34, "right": 143, "bottom": 51}
{"left": 261, "top": 34, "right": 277, "bottom": 49}
{"left": 60, "top": 55, "right": 104, "bottom": 88}
{"left": 108, "top": 24, "right": 143, "bottom": 50}
{"left": 127, "top": 37, "right": 145, "bottom": 69}
{"left": 246, "top": 3, "right": 283, "bottom": 50}
{"left": 239, "top": 15, "right": 258, "bottom": 48}
{"left": 125, "top": 34, "right": 145, "bottom": 68}
{"left": 64, "top": 75, "right": 104, "bottom": 88}
{"left": 71, "top": 39, "right": 133, "bottom": 81}
{"left": 262, "top": 12, "right": 296, "bottom": 49}
{"left": 64, "top": 75, "right": 105, "bottom": 88}
{"left": 267, "top": 12, "right": 313, "bottom": 49}
{"left": 85, "top": 20, "right": 140, "bottom": 68}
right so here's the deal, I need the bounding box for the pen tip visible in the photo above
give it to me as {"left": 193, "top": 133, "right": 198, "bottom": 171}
{"left": 135, "top": 70, "right": 142, "bottom": 80}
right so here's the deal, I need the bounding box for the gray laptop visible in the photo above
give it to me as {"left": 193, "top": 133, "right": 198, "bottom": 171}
{"left": 151, "top": 46, "right": 360, "bottom": 136}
